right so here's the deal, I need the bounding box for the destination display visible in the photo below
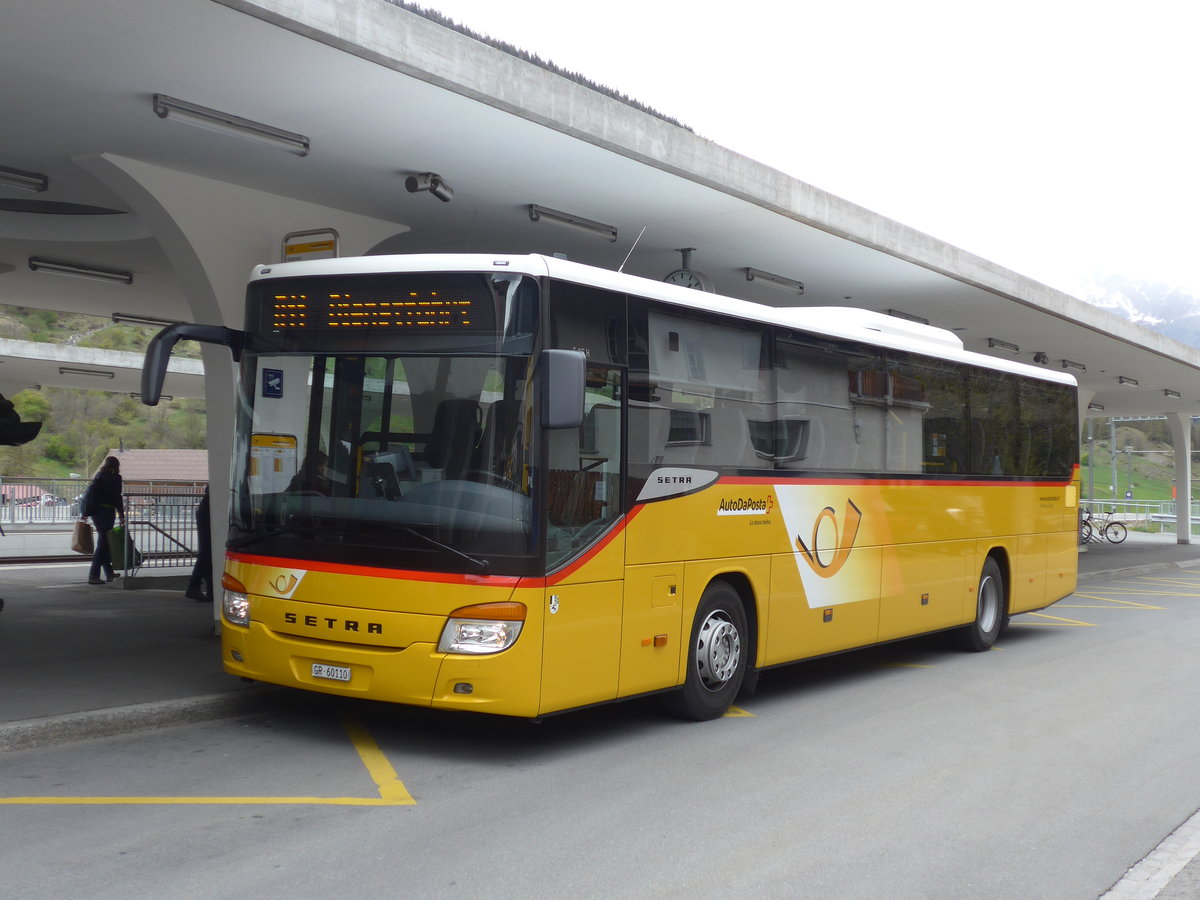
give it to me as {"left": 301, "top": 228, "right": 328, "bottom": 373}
{"left": 247, "top": 273, "right": 505, "bottom": 348}
{"left": 269, "top": 293, "right": 482, "bottom": 331}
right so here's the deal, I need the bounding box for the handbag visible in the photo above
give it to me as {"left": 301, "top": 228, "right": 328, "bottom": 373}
{"left": 71, "top": 519, "right": 94, "bottom": 555}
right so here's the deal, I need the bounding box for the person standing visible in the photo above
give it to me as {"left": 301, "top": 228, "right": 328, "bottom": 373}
{"left": 85, "top": 456, "right": 125, "bottom": 585}
{"left": 185, "top": 486, "right": 212, "bottom": 602}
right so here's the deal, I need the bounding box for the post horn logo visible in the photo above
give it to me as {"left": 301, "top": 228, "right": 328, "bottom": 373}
{"left": 795, "top": 499, "right": 862, "bottom": 578}
{"left": 271, "top": 573, "right": 299, "bottom": 595}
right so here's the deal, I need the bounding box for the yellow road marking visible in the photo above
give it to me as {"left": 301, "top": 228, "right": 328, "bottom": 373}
{"left": 723, "top": 705, "right": 755, "bottom": 717}
{"left": 1064, "top": 594, "right": 1165, "bottom": 609}
{"left": 1020, "top": 612, "right": 1097, "bottom": 627}
{"left": 0, "top": 717, "right": 414, "bottom": 807}
{"left": 342, "top": 717, "right": 415, "bottom": 803}
{"left": 1123, "top": 580, "right": 1200, "bottom": 588}
{"left": 1060, "top": 605, "right": 1164, "bottom": 610}
{"left": 1114, "top": 592, "right": 1200, "bottom": 597}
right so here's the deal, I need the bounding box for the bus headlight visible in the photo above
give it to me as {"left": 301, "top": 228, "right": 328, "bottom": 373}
{"left": 438, "top": 602, "right": 526, "bottom": 654}
{"left": 221, "top": 573, "right": 251, "bottom": 627}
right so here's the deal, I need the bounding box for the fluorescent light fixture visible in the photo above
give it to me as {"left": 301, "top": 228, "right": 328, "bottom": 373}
{"left": 987, "top": 337, "right": 1020, "bottom": 353}
{"left": 130, "top": 392, "right": 172, "bottom": 402}
{"left": 29, "top": 257, "right": 133, "bottom": 285}
{"left": 405, "top": 172, "right": 454, "bottom": 202}
{"left": 1060, "top": 359, "right": 1086, "bottom": 371}
{"left": 528, "top": 204, "right": 617, "bottom": 242}
{"left": 1118, "top": 375, "right": 1138, "bottom": 386}
{"left": 886, "top": 308, "right": 930, "bottom": 325}
{"left": 112, "top": 312, "right": 183, "bottom": 327}
{"left": 1088, "top": 402, "right": 1105, "bottom": 411}
{"left": 1165, "top": 389, "right": 1182, "bottom": 399}
{"left": 744, "top": 267, "right": 805, "bottom": 293}
{"left": 0, "top": 164, "right": 48, "bottom": 192}
{"left": 152, "top": 93, "right": 310, "bottom": 156}
{"left": 59, "top": 366, "right": 115, "bottom": 379}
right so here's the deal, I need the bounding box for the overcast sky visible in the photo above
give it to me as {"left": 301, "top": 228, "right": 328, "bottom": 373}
{"left": 420, "top": 0, "right": 1200, "bottom": 297}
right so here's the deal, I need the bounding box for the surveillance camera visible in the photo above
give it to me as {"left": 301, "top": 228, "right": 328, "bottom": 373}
{"left": 405, "top": 172, "right": 453, "bottom": 203}
{"left": 405, "top": 173, "right": 433, "bottom": 193}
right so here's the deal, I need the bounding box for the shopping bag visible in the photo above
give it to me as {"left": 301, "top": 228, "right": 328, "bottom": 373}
{"left": 71, "top": 519, "right": 94, "bottom": 555}
{"left": 106, "top": 525, "right": 143, "bottom": 570}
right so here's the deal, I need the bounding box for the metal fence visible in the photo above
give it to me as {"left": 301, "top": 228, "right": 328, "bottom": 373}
{"left": 0, "top": 477, "right": 90, "bottom": 525}
{"left": 1081, "top": 497, "right": 1200, "bottom": 536}
{"left": 0, "top": 477, "right": 206, "bottom": 571}
{"left": 123, "top": 488, "right": 206, "bottom": 572}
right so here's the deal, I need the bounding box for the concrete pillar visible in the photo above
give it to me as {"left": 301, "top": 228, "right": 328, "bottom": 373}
{"left": 1166, "top": 412, "right": 1193, "bottom": 544}
{"left": 76, "top": 154, "right": 404, "bottom": 614}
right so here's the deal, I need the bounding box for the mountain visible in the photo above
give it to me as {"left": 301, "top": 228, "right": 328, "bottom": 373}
{"left": 1080, "top": 276, "right": 1200, "bottom": 348}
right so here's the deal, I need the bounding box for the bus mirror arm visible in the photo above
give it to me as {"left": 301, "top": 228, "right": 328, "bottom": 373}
{"left": 539, "top": 349, "right": 586, "bottom": 429}
{"left": 140, "top": 323, "right": 246, "bottom": 406}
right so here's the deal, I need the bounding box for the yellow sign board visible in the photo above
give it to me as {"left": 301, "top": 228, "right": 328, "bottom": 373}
{"left": 282, "top": 228, "right": 339, "bottom": 262}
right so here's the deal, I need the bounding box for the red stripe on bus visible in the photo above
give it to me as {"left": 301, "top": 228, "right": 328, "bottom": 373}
{"left": 718, "top": 475, "right": 1076, "bottom": 488}
{"left": 226, "top": 551, "right": 524, "bottom": 587}
{"left": 545, "top": 505, "right": 645, "bottom": 584}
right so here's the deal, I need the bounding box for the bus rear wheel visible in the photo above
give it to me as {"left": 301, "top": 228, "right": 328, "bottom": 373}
{"left": 952, "top": 556, "right": 1005, "bottom": 652}
{"left": 659, "top": 581, "right": 748, "bottom": 721}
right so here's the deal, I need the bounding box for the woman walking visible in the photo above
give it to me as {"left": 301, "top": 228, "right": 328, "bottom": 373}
{"left": 85, "top": 456, "right": 125, "bottom": 585}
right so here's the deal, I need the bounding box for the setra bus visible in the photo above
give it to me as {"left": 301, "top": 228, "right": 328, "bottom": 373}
{"left": 141, "top": 253, "right": 1079, "bottom": 720}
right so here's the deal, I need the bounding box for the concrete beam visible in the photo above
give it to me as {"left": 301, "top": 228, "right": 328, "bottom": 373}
{"left": 75, "top": 153, "right": 407, "bottom": 614}
{"left": 1167, "top": 412, "right": 1193, "bottom": 544}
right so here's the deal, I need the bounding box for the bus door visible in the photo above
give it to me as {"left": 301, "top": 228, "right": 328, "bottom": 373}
{"left": 539, "top": 366, "right": 626, "bottom": 714}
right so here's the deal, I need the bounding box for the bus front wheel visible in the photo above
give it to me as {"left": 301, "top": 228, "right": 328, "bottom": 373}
{"left": 952, "top": 556, "right": 1005, "bottom": 652}
{"left": 659, "top": 581, "right": 748, "bottom": 721}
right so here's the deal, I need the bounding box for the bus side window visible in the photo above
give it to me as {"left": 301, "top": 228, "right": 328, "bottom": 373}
{"left": 774, "top": 339, "right": 857, "bottom": 471}
{"left": 969, "top": 369, "right": 1019, "bottom": 475}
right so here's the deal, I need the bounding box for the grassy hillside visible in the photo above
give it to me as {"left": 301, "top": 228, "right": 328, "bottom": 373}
{"left": 0, "top": 304, "right": 199, "bottom": 357}
{"left": 1082, "top": 425, "right": 1200, "bottom": 503}
{"left": 0, "top": 305, "right": 205, "bottom": 477}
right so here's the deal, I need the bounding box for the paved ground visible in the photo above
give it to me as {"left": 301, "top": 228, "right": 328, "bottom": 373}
{"left": 2, "top": 532, "right": 1200, "bottom": 898}
{"left": 0, "top": 560, "right": 277, "bottom": 748}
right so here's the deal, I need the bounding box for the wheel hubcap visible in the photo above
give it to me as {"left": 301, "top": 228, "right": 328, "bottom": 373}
{"left": 696, "top": 609, "right": 741, "bottom": 691}
{"left": 978, "top": 575, "right": 999, "bottom": 633}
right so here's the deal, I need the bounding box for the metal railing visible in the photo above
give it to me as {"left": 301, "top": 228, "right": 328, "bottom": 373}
{"left": 1081, "top": 497, "right": 1200, "bottom": 537}
{"left": 123, "top": 489, "right": 206, "bottom": 572}
{"left": 0, "top": 477, "right": 206, "bottom": 572}
{"left": 0, "top": 477, "right": 91, "bottom": 525}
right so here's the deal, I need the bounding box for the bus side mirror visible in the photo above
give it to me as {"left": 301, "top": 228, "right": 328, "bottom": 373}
{"left": 140, "top": 323, "right": 245, "bottom": 406}
{"left": 540, "top": 349, "right": 585, "bottom": 429}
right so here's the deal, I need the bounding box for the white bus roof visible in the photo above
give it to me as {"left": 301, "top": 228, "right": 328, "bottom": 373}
{"left": 250, "top": 253, "right": 1076, "bottom": 387}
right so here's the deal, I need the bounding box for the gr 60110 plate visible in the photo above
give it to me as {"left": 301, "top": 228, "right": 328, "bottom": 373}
{"left": 312, "top": 663, "right": 351, "bottom": 682}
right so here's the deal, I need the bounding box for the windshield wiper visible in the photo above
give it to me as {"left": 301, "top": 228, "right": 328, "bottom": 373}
{"left": 399, "top": 526, "right": 490, "bottom": 573}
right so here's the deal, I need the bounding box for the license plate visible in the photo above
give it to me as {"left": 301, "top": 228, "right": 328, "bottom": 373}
{"left": 312, "top": 663, "right": 351, "bottom": 682}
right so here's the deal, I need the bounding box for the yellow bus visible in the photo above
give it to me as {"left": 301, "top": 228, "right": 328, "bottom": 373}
{"left": 142, "top": 253, "right": 1079, "bottom": 720}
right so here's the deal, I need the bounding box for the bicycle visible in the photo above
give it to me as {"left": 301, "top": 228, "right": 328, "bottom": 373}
{"left": 1081, "top": 509, "right": 1128, "bottom": 544}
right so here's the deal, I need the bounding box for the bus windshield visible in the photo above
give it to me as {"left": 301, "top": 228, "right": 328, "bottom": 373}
{"left": 228, "top": 271, "right": 542, "bottom": 575}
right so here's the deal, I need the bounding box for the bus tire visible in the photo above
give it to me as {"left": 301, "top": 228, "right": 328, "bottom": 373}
{"left": 952, "top": 556, "right": 1005, "bottom": 652}
{"left": 659, "top": 581, "right": 748, "bottom": 721}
